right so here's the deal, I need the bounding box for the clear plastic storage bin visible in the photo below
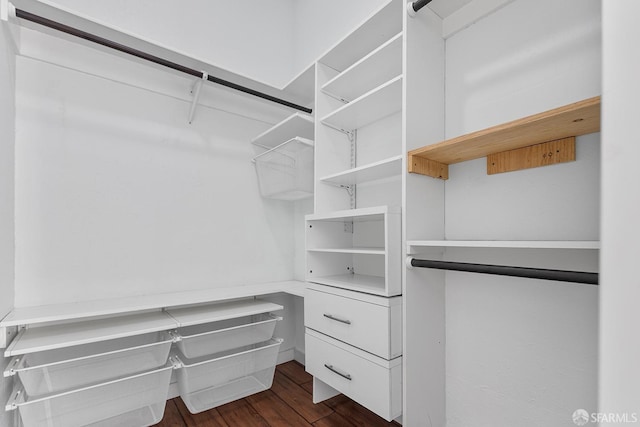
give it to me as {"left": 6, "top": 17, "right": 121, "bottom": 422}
{"left": 253, "top": 137, "right": 314, "bottom": 201}
{"left": 175, "top": 338, "right": 283, "bottom": 414}
{"left": 6, "top": 361, "right": 175, "bottom": 427}
{"left": 3, "top": 332, "right": 172, "bottom": 396}
{"left": 174, "top": 313, "right": 281, "bottom": 359}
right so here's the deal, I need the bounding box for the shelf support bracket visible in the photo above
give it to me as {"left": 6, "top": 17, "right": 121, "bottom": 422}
{"left": 188, "top": 71, "right": 208, "bottom": 124}
{"left": 408, "top": 155, "right": 449, "bottom": 180}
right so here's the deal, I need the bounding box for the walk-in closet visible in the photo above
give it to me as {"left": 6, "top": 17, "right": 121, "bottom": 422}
{"left": 0, "top": 0, "right": 638, "bottom": 426}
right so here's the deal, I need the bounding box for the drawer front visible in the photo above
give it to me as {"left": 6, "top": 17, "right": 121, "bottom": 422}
{"left": 306, "top": 331, "right": 401, "bottom": 421}
{"left": 305, "top": 288, "right": 400, "bottom": 359}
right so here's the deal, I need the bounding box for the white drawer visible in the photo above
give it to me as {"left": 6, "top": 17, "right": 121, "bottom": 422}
{"left": 305, "top": 329, "right": 402, "bottom": 421}
{"left": 304, "top": 286, "right": 401, "bottom": 359}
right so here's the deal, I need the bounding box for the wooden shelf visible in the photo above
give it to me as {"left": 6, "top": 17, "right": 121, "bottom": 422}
{"left": 407, "top": 240, "right": 600, "bottom": 253}
{"left": 321, "top": 76, "right": 403, "bottom": 132}
{"left": 0, "top": 281, "right": 307, "bottom": 328}
{"left": 408, "top": 96, "right": 601, "bottom": 179}
{"left": 165, "top": 300, "right": 283, "bottom": 328}
{"left": 320, "top": 155, "right": 403, "bottom": 186}
{"left": 322, "top": 33, "right": 402, "bottom": 102}
{"left": 251, "top": 113, "right": 314, "bottom": 149}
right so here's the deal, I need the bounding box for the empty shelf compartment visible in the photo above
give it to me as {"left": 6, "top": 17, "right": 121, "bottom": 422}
{"left": 6, "top": 362, "right": 175, "bottom": 427}
{"left": 253, "top": 137, "right": 314, "bottom": 201}
{"left": 173, "top": 313, "right": 282, "bottom": 359}
{"left": 174, "top": 338, "right": 283, "bottom": 414}
{"left": 4, "top": 332, "right": 172, "bottom": 397}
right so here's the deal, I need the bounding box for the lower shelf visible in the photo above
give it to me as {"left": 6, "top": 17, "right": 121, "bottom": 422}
{"left": 308, "top": 274, "right": 389, "bottom": 296}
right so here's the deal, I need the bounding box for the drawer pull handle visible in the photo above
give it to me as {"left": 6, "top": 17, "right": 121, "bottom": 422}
{"left": 323, "top": 314, "right": 351, "bottom": 325}
{"left": 324, "top": 364, "right": 352, "bottom": 381}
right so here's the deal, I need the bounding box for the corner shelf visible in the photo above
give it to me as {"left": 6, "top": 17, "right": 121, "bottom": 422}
{"left": 320, "top": 76, "right": 403, "bottom": 132}
{"left": 408, "top": 96, "right": 601, "bottom": 179}
{"left": 322, "top": 33, "right": 402, "bottom": 102}
{"left": 407, "top": 240, "right": 600, "bottom": 254}
{"left": 320, "top": 155, "right": 403, "bottom": 186}
{"left": 251, "top": 112, "right": 314, "bottom": 149}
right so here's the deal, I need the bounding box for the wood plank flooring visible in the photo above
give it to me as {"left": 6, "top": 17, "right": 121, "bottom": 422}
{"left": 156, "top": 361, "right": 399, "bottom": 427}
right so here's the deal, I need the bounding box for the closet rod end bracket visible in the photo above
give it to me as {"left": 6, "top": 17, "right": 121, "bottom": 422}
{"left": 1, "top": 0, "right": 17, "bottom": 21}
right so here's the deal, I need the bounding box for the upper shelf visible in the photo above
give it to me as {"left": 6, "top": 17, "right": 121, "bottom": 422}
{"left": 322, "top": 32, "right": 402, "bottom": 103}
{"left": 252, "top": 112, "right": 314, "bottom": 149}
{"left": 408, "top": 96, "right": 601, "bottom": 179}
{"left": 321, "top": 76, "right": 403, "bottom": 132}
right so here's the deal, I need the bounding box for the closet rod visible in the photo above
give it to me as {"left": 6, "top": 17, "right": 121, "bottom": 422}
{"left": 14, "top": 8, "right": 313, "bottom": 114}
{"left": 410, "top": 0, "right": 434, "bottom": 13}
{"left": 408, "top": 258, "right": 599, "bottom": 285}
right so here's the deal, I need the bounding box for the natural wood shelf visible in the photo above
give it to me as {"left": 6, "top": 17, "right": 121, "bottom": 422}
{"left": 408, "top": 96, "right": 601, "bottom": 179}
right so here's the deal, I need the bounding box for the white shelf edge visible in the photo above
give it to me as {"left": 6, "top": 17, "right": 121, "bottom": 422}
{"left": 308, "top": 274, "right": 389, "bottom": 297}
{"left": 0, "top": 280, "right": 307, "bottom": 328}
{"left": 307, "top": 248, "right": 386, "bottom": 255}
{"left": 319, "top": 75, "right": 403, "bottom": 130}
{"left": 165, "top": 300, "right": 284, "bottom": 328}
{"left": 306, "top": 205, "right": 401, "bottom": 221}
{"left": 251, "top": 136, "right": 314, "bottom": 162}
{"left": 5, "top": 311, "right": 177, "bottom": 356}
{"left": 407, "top": 240, "right": 601, "bottom": 251}
{"left": 319, "top": 155, "right": 403, "bottom": 185}
{"left": 251, "top": 112, "right": 314, "bottom": 148}
{"left": 321, "top": 32, "right": 403, "bottom": 100}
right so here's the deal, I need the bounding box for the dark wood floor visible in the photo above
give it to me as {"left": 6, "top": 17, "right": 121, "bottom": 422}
{"left": 156, "top": 361, "right": 399, "bottom": 427}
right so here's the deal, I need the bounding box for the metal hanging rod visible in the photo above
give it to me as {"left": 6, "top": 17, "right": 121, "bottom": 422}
{"left": 408, "top": 258, "right": 599, "bottom": 285}
{"left": 408, "top": 0, "right": 433, "bottom": 16}
{"left": 13, "top": 8, "right": 313, "bottom": 114}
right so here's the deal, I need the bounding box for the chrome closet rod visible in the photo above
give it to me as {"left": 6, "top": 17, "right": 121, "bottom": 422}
{"left": 409, "top": 258, "right": 599, "bottom": 285}
{"left": 14, "top": 8, "right": 313, "bottom": 114}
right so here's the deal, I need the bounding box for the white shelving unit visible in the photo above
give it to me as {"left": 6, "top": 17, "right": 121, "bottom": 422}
{"left": 322, "top": 33, "right": 403, "bottom": 103}
{"left": 320, "top": 76, "right": 403, "bottom": 132}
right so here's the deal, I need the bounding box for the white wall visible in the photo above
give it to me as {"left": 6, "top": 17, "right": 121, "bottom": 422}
{"left": 600, "top": 1, "right": 640, "bottom": 423}
{"left": 45, "top": 0, "right": 296, "bottom": 87}
{"left": 0, "top": 18, "right": 16, "bottom": 427}
{"left": 443, "top": 0, "right": 601, "bottom": 425}
{"left": 292, "top": 0, "right": 390, "bottom": 75}
{"left": 14, "top": 40, "right": 297, "bottom": 307}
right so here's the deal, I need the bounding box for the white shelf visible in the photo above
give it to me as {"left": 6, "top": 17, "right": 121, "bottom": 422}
{"left": 307, "top": 248, "right": 385, "bottom": 255}
{"left": 4, "top": 311, "right": 177, "bottom": 356}
{"left": 320, "top": 155, "right": 403, "bottom": 186}
{"left": 322, "top": 33, "right": 402, "bottom": 102}
{"left": 309, "top": 274, "right": 387, "bottom": 296}
{"left": 306, "top": 205, "right": 401, "bottom": 222}
{"left": 165, "top": 300, "right": 283, "bottom": 328}
{"left": 0, "top": 281, "right": 307, "bottom": 328}
{"left": 319, "top": 0, "right": 402, "bottom": 72}
{"left": 407, "top": 240, "right": 601, "bottom": 253}
{"left": 251, "top": 113, "right": 314, "bottom": 149}
{"left": 10, "top": 0, "right": 311, "bottom": 105}
{"left": 321, "top": 76, "right": 403, "bottom": 131}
